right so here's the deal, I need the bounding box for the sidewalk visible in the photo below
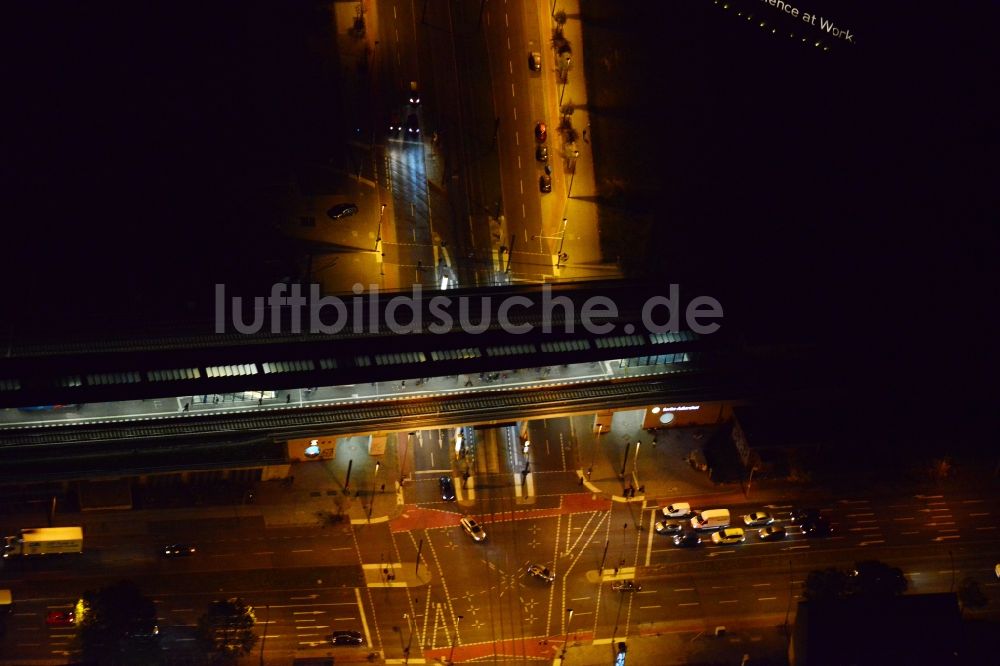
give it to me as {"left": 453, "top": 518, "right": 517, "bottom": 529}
{"left": 534, "top": 0, "right": 621, "bottom": 282}
{"left": 554, "top": 623, "right": 789, "bottom": 666}
{"left": 571, "top": 410, "right": 836, "bottom": 511}
{"left": 0, "top": 435, "right": 406, "bottom": 536}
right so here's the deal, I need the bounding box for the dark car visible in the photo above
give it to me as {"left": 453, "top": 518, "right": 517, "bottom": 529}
{"left": 527, "top": 563, "right": 555, "bottom": 582}
{"left": 408, "top": 81, "right": 421, "bottom": 105}
{"left": 331, "top": 630, "right": 364, "bottom": 646}
{"left": 789, "top": 508, "right": 820, "bottom": 524}
{"left": 758, "top": 525, "right": 787, "bottom": 541}
{"left": 439, "top": 476, "right": 456, "bottom": 501}
{"left": 528, "top": 52, "right": 542, "bottom": 72}
{"left": 535, "top": 145, "right": 548, "bottom": 162}
{"left": 672, "top": 532, "right": 701, "bottom": 548}
{"left": 534, "top": 121, "right": 547, "bottom": 142}
{"left": 801, "top": 517, "right": 833, "bottom": 537}
{"left": 654, "top": 520, "right": 684, "bottom": 535}
{"left": 45, "top": 610, "right": 76, "bottom": 627}
{"left": 162, "top": 543, "right": 196, "bottom": 557}
{"left": 327, "top": 203, "right": 359, "bottom": 220}
{"left": 406, "top": 113, "right": 420, "bottom": 136}
{"left": 539, "top": 174, "right": 552, "bottom": 193}
{"left": 388, "top": 113, "right": 402, "bottom": 136}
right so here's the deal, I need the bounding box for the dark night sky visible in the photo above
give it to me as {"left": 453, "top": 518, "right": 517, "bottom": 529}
{"left": 3, "top": 1, "right": 342, "bottom": 328}
{"left": 595, "top": 0, "right": 997, "bottom": 356}
{"left": 2, "top": 0, "right": 996, "bottom": 384}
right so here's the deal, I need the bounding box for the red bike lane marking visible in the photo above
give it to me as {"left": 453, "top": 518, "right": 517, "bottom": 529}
{"left": 389, "top": 506, "right": 463, "bottom": 532}
{"left": 423, "top": 636, "right": 555, "bottom": 661}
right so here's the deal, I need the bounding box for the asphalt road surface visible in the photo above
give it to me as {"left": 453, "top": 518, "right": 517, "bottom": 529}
{"left": 2, "top": 452, "right": 999, "bottom": 662}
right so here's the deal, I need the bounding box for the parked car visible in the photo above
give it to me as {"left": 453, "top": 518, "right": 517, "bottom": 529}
{"left": 534, "top": 121, "right": 547, "bottom": 142}
{"left": 162, "top": 543, "right": 196, "bottom": 557}
{"left": 611, "top": 580, "right": 642, "bottom": 592}
{"left": 527, "top": 564, "right": 555, "bottom": 582}
{"left": 801, "top": 517, "right": 833, "bottom": 537}
{"left": 536, "top": 144, "right": 549, "bottom": 162}
{"left": 758, "top": 525, "right": 787, "bottom": 541}
{"left": 661, "top": 502, "right": 692, "bottom": 518}
{"left": 439, "top": 476, "right": 456, "bottom": 501}
{"left": 45, "top": 610, "right": 76, "bottom": 627}
{"left": 539, "top": 174, "right": 552, "bottom": 193}
{"left": 529, "top": 52, "right": 542, "bottom": 72}
{"left": 331, "top": 630, "right": 365, "bottom": 645}
{"left": 672, "top": 531, "right": 701, "bottom": 548}
{"left": 654, "top": 520, "right": 684, "bottom": 535}
{"left": 460, "top": 516, "right": 486, "bottom": 542}
{"left": 789, "top": 508, "right": 820, "bottom": 523}
{"left": 711, "top": 528, "right": 746, "bottom": 545}
{"left": 327, "top": 203, "right": 359, "bottom": 220}
{"left": 742, "top": 511, "right": 774, "bottom": 527}
{"left": 125, "top": 624, "right": 159, "bottom": 638}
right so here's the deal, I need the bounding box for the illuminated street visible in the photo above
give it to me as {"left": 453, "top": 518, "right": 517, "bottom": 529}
{"left": 2, "top": 0, "right": 997, "bottom": 664}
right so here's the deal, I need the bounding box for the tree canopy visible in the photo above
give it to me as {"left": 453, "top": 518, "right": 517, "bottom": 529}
{"left": 78, "top": 580, "right": 160, "bottom": 665}
{"left": 196, "top": 597, "right": 257, "bottom": 663}
{"left": 803, "top": 560, "right": 908, "bottom": 603}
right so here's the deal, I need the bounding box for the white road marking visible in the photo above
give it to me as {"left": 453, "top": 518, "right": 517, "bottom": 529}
{"left": 356, "top": 588, "right": 373, "bottom": 648}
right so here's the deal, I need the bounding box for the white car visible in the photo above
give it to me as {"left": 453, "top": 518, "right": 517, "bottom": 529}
{"left": 460, "top": 516, "right": 486, "bottom": 542}
{"left": 661, "top": 502, "right": 692, "bottom": 518}
{"left": 742, "top": 511, "right": 774, "bottom": 527}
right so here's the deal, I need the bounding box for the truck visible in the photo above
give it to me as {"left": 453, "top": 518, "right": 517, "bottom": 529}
{"left": 2, "top": 527, "right": 83, "bottom": 558}
{"left": 690, "top": 509, "right": 731, "bottom": 531}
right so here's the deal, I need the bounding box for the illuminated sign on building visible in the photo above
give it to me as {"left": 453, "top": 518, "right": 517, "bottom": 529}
{"left": 651, "top": 405, "right": 700, "bottom": 413}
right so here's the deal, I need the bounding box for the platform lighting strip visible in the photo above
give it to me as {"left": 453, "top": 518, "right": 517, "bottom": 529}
{"left": 13, "top": 330, "right": 701, "bottom": 397}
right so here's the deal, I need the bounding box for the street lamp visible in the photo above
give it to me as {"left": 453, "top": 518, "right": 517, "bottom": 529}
{"left": 400, "top": 433, "right": 412, "bottom": 485}
{"left": 367, "top": 460, "right": 382, "bottom": 521}
{"left": 555, "top": 217, "right": 568, "bottom": 267}
{"left": 561, "top": 608, "right": 574, "bottom": 658}
{"left": 619, "top": 438, "right": 630, "bottom": 480}
{"left": 374, "top": 203, "right": 386, "bottom": 251}
{"left": 403, "top": 612, "right": 415, "bottom": 660}
{"left": 620, "top": 522, "right": 627, "bottom": 572}
{"left": 631, "top": 441, "right": 641, "bottom": 484}
{"left": 449, "top": 614, "right": 464, "bottom": 664}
